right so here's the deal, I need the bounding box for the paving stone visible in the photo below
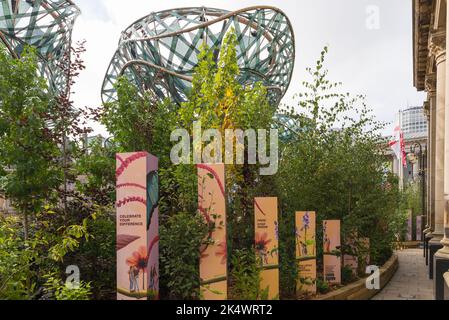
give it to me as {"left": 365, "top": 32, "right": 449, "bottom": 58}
{"left": 371, "top": 249, "right": 434, "bottom": 300}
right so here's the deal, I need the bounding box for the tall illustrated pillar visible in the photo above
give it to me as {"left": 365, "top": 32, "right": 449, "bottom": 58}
{"left": 255, "top": 197, "right": 279, "bottom": 299}
{"left": 116, "top": 152, "right": 159, "bottom": 300}
{"left": 435, "top": 8, "right": 449, "bottom": 299}
{"left": 323, "top": 220, "right": 341, "bottom": 285}
{"left": 428, "top": 29, "right": 446, "bottom": 280}
{"left": 198, "top": 164, "right": 227, "bottom": 300}
{"left": 296, "top": 212, "right": 316, "bottom": 294}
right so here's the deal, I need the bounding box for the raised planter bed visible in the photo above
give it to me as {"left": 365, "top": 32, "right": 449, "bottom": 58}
{"left": 314, "top": 254, "right": 399, "bottom": 300}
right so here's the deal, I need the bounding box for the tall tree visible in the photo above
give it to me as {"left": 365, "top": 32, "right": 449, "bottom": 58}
{"left": 0, "top": 46, "right": 61, "bottom": 240}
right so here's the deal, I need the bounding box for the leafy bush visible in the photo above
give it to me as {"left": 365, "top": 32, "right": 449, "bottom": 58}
{"left": 316, "top": 278, "right": 330, "bottom": 294}
{"left": 43, "top": 272, "right": 91, "bottom": 300}
{"left": 159, "top": 212, "right": 209, "bottom": 299}
{"left": 229, "top": 248, "right": 262, "bottom": 300}
{"left": 341, "top": 266, "right": 357, "bottom": 285}
{"left": 275, "top": 47, "right": 404, "bottom": 291}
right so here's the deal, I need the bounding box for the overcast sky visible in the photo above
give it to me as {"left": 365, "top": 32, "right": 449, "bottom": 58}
{"left": 71, "top": 0, "right": 426, "bottom": 136}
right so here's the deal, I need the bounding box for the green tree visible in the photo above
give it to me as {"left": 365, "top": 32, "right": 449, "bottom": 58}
{"left": 0, "top": 46, "right": 94, "bottom": 300}
{"left": 275, "top": 47, "right": 404, "bottom": 297}
{"left": 0, "top": 47, "right": 61, "bottom": 241}
{"left": 179, "top": 30, "right": 276, "bottom": 251}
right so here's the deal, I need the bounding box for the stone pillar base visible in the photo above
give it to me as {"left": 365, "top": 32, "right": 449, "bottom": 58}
{"left": 429, "top": 237, "right": 443, "bottom": 279}
{"left": 434, "top": 249, "right": 449, "bottom": 300}
{"left": 444, "top": 271, "right": 449, "bottom": 300}
{"left": 425, "top": 233, "right": 434, "bottom": 266}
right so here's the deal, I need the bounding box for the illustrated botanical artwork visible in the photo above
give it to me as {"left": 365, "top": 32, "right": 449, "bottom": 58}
{"left": 323, "top": 220, "right": 341, "bottom": 285}
{"left": 296, "top": 211, "right": 316, "bottom": 258}
{"left": 197, "top": 164, "right": 227, "bottom": 300}
{"left": 295, "top": 211, "right": 317, "bottom": 294}
{"left": 255, "top": 232, "right": 272, "bottom": 264}
{"left": 116, "top": 152, "right": 159, "bottom": 300}
{"left": 126, "top": 246, "right": 148, "bottom": 293}
{"left": 254, "top": 197, "right": 279, "bottom": 299}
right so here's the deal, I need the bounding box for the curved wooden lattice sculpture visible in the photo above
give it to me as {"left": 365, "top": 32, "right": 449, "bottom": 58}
{"left": 0, "top": 0, "right": 80, "bottom": 93}
{"left": 102, "top": 6, "right": 295, "bottom": 106}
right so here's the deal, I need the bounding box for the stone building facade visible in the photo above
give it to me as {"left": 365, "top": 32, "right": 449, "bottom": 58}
{"left": 413, "top": 0, "right": 449, "bottom": 300}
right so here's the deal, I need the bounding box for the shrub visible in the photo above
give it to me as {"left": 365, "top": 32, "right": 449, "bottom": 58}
{"left": 229, "top": 248, "right": 262, "bottom": 300}
{"left": 159, "top": 212, "right": 209, "bottom": 299}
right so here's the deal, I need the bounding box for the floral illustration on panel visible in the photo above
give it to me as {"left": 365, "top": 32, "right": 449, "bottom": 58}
{"left": 296, "top": 212, "right": 315, "bottom": 257}
{"left": 126, "top": 246, "right": 148, "bottom": 292}
{"left": 255, "top": 232, "right": 271, "bottom": 265}
{"left": 215, "top": 240, "right": 227, "bottom": 265}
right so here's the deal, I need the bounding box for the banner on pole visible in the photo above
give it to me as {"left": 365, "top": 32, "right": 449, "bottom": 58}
{"left": 255, "top": 197, "right": 279, "bottom": 299}
{"left": 323, "top": 220, "right": 341, "bottom": 285}
{"left": 116, "top": 152, "right": 159, "bottom": 300}
{"left": 295, "top": 211, "right": 316, "bottom": 294}
{"left": 198, "top": 164, "right": 227, "bottom": 300}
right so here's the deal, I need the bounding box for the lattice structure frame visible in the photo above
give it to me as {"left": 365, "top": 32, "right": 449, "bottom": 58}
{"left": 0, "top": 0, "right": 80, "bottom": 93}
{"left": 102, "top": 6, "right": 295, "bottom": 106}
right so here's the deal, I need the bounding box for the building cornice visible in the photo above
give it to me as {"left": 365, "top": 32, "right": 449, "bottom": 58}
{"left": 413, "top": 0, "right": 433, "bottom": 91}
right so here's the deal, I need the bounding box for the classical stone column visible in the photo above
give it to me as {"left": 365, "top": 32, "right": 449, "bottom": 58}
{"left": 425, "top": 75, "right": 437, "bottom": 265}
{"left": 434, "top": 12, "right": 449, "bottom": 299}
{"left": 424, "top": 99, "right": 432, "bottom": 235}
{"left": 428, "top": 29, "right": 445, "bottom": 281}
{"left": 423, "top": 97, "right": 432, "bottom": 260}
{"left": 430, "top": 87, "right": 437, "bottom": 234}
{"left": 424, "top": 73, "right": 436, "bottom": 240}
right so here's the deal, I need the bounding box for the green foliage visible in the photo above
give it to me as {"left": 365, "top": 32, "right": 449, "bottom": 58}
{"left": 0, "top": 216, "right": 34, "bottom": 299}
{"left": 0, "top": 46, "right": 61, "bottom": 214}
{"left": 100, "top": 30, "right": 276, "bottom": 299}
{"left": 0, "top": 210, "right": 95, "bottom": 299}
{"left": 75, "top": 137, "right": 117, "bottom": 204}
{"left": 316, "top": 278, "right": 330, "bottom": 294}
{"left": 0, "top": 47, "right": 97, "bottom": 300}
{"left": 180, "top": 30, "right": 275, "bottom": 253}
{"left": 278, "top": 207, "right": 297, "bottom": 298}
{"left": 0, "top": 30, "right": 407, "bottom": 300}
{"left": 397, "top": 183, "right": 422, "bottom": 240}
{"left": 159, "top": 212, "right": 209, "bottom": 300}
{"left": 43, "top": 272, "right": 91, "bottom": 300}
{"left": 229, "top": 248, "right": 262, "bottom": 300}
{"left": 341, "top": 265, "right": 357, "bottom": 285}
{"left": 73, "top": 211, "right": 115, "bottom": 299}
{"left": 275, "top": 47, "right": 404, "bottom": 296}
{"left": 101, "top": 78, "right": 178, "bottom": 162}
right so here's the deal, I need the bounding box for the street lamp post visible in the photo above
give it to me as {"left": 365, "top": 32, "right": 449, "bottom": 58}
{"left": 409, "top": 142, "right": 427, "bottom": 242}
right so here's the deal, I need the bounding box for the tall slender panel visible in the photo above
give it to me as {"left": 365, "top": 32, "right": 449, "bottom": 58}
{"left": 255, "top": 197, "right": 279, "bottom": 299}
{"left": 323, "top": 220, "right": 341, "bottom": 285}
{"left": 296, "top": 211, "right": 317, "bottom": 294}
{"left": 198, "top": 164, "right": 227, "bottom": 300}
{"left": 116, "top": 152, "right": 159, "bottom": 300}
